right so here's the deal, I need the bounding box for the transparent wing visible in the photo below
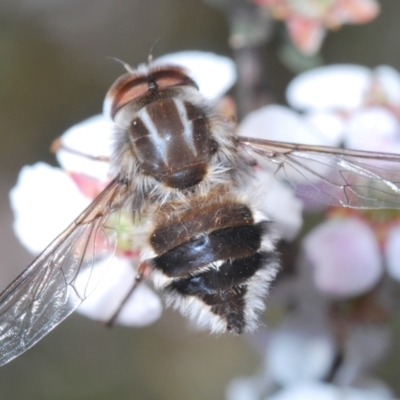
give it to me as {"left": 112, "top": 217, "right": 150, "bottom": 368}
{"left": 0, "top": 177, "right": 128, "bottom": 366}
{"left": 239, "top": 137, "right": 400, "bottom": 209}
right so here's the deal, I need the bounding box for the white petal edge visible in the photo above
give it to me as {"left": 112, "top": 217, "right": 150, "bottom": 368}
{"left": 254, "top": 169, "right": 303, "bottom": 240}
{"left": 344, "top": 107, "right": 400, "bottom": 153}
{"left": 287, "top": 65, "right": 371, "bottom": 111}
{"left": 77, "top": 257, "right": 162, "bottom": 327}
{"left": 10, "top": 163, "right": 90, "bottom": 254}
{"left": 304, "top": 111, "right": 345, "bottom": 146}
{"left": 375, "top": 65, "right": 400, "bottom": 105}
{"left": 239, "top": 105, "right": 337, "bottom": 188}
{"left": 155, "top": 51, "right": 236, "bottom": 99}
{"left": 56, "top": 114, "right": 113, "bottom": 181}
{"left": 238, "top": 105, "right": 333, "bottom": 146}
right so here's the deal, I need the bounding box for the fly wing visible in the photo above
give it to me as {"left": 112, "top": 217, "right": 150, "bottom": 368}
{"left": 0, "top": 177, "right": 129, "bottom": 366}
{"left": 239, "top": 137, "right": 400, "bottom": 209}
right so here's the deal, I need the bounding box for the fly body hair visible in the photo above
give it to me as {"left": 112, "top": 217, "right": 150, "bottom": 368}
{"left": 110, "top": 109, "right": 251, "bottom": 217}
{"left": 162, "top": 249, "right": 280, "bottom": 334}
{"left": 135, "top": 185, "right": 280, "bottom": 334}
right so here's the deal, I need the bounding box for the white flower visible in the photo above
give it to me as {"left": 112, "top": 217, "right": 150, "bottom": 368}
{"left": 286, "top": 64, "right": 400, "bottom": 153}
{"left": 56, "top": 114, "right": 114, "bottom": 180}
{"left": 287, "top": 65, "right": 372, "bottom": 112}
{"left": 285, "top": 64, "right": 400, "bottom": 295}
{"left": 77, "top": 258, "right": 162, "bottom": 326}
{"left": 239, "top": 104, "right": 338, "bottom": 146}
{"left": 155, "top": 51, "right": 236, "bottom": 99}
{"left": 303, "top": 217, "right": 383, "bottom": 297}
{"left": 10, "top": 162, "right": 91, "bottom": 254}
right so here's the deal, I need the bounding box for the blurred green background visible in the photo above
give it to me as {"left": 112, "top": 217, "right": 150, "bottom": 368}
{"left": 1, "top": 0, "right": 400, "bottom": 399}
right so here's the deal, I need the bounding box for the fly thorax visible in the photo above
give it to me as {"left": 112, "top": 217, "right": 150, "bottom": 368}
{"left": 129, "top": 98, "right": 218, "bottom": 189}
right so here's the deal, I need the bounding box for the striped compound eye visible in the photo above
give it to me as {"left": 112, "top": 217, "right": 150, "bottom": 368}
{"left": 104, "top": 66, "right": 198, "bottom": 119}
{"left": 149, "top": 67, "right": 198, "bottom": 91}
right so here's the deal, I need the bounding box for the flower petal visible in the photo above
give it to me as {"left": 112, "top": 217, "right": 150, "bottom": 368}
{"left": 287, "top": 65, "right": 371, "bottom": 111}
{"left": 344, "top": 107, "right": 400, "bottom": 153}
{"left": 56, "top": 114, "right": 113, "bottom": 181}
{"left": 155, "top": 51, "right": 236, "bottom": 99}
{"left": 303, "top": 217, "right": 383, "bottom": 297}
{"left": 255, "top": 169, "right": 303, "bottom": 240}
{"left": 239, "top": 104, "right": 332, "bottom": 145}
{"left": 69, "top": 172, "right": 108, "bottom": 200}
{"left": 10, "top": 163, "right": 90, "bottom": 254}
{"left": 375, "top": 65, "right": 400, "bottom": 105}
{"left": 305, "top": 111, "right": 345, "bottom": 146}
{"left": 76, "top": 257, "right": 162, "bottom": 327}
{"left": 239, "top": 105, "right": 339, "bottom": 194}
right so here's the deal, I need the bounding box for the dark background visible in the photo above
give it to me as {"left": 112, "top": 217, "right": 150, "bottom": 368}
{"left": 0, "top": 0, "right": 399, "bottom": 399}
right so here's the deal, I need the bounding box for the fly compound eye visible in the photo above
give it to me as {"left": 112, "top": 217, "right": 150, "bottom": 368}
{"left": 105, "top": 73, "right": 149, "bottom": 118}
{"left": 151, "top": 68, "right": 198, "bottom": 91}
{"left": 104, "top": 66, "right": 199, "bottom": 119}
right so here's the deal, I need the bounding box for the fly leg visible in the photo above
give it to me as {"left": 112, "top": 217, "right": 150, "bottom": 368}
{"left": 50, "top": 137, "right": 110, "bottom": 162}
{"left": 104, "top": 261, "right": 151, "bottom": 327}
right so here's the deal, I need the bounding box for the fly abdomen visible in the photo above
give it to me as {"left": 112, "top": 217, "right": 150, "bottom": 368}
{"left": 152, "top": 223, "right": 268, "bottom": 277}
{"left": 168, "top": 252, "right": 270, "bottom": 295}
{"left": 148, "top": 200, "right": 279, "bottom": 334}
{"left": 167, "top": 252, "right": 274, "bottom": 334}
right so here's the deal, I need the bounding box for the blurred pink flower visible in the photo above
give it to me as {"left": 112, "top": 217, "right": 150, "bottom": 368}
{"left": 287, "top": 64, "right": 400, "bottom": 152}
{"left": 303, "top": 216, "right": 382, "bottom": 296}
{"left": 251, "top": 0, "right": 380, "bottom": 54}
{"left": 303, "top": 209, "right": 400, "bottom": 298}
{"left": 287, "top": 64, "right": 400, "bottom": 297}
